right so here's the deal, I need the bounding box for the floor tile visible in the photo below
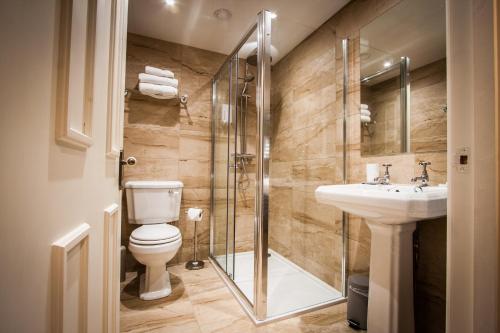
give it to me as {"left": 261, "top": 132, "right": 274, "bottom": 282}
{"left": 120, "top": 261, "right": 359, "bottom": 333}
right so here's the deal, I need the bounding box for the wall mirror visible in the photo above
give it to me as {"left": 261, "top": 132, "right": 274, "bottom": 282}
{"left": 359, "top": 0, "right": 446, "bottom": 156}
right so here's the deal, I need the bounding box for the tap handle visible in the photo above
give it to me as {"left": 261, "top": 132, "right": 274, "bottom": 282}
{"left": 418, "top": 161, "right": 431, "bottom": 171}
{"left": 382, "top": 163, "right": 392, "bottom": 176}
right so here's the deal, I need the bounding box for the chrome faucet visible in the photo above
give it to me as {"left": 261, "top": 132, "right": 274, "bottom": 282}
{"left": 411, "top": 161, "right": 431, "bottom": 187}
{"left": 374, "top": 164, "right": 392, "bottom": 185}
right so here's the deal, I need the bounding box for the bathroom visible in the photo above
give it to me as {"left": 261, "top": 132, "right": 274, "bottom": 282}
{"left": 0, "top": 0, "right": 498, "bottom": 333}
{"left": 119, "top": 0, "right": 462, "bottom": 331}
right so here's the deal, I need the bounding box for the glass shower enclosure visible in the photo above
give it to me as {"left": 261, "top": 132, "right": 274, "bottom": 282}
{"left": 210, "top": 10, "right": 347, "bottom": 322}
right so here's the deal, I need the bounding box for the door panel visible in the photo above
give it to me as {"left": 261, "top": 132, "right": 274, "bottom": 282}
{"left": 0, "top": 0, "right": 123, "bottom": 332}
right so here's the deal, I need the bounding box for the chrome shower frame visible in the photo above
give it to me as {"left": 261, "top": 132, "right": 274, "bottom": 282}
{"left": 209, "top": 15, "right": 259, "bottom": 321}
{"left": 209, "top": 11, "right": 348, "bottom": 324}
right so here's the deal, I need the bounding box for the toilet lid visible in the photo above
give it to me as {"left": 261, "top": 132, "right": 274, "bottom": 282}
{"left": 130, "top": 224, "right": 180, "bottom": 242}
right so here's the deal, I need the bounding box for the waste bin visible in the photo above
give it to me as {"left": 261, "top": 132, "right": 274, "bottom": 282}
{"left": 347, "top": 274, "right": 369, "bottom": 330}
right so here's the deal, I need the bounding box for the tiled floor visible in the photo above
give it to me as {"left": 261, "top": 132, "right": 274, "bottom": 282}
{"left": 120, "top": 261, "right": 359, "bottom": 333}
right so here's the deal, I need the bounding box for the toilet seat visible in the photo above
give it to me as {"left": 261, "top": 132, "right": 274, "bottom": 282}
{"left": 130, "top": 235, "right": 181, "bottom": 245}
{"left": 130, "top": 224, "right": 180, "bottom": 246}
{"left": 128, "top": 237, "right": 182, "bottom": 255}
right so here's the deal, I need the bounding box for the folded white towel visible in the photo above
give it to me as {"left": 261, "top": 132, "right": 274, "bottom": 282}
{"left": 139, "top": 73, "right": 178, "bottom": 88}
{"left": 360, "top": 115, "right": 371, "bottom": 123}
{"left": 360, "top": 109, "right": 371, "bottom": 116}
{"left": 145, "top": 66, "right": 174, "bottom": 78}
{"left": 360, "top": 104, "right": 369, "bottom": 110}
{"left": 139, "top": 82, "right": 178, "bottom": 99}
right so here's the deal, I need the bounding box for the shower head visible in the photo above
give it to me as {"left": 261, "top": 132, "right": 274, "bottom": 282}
{"left": 246, "top": 54, "right": 258, "bottom": 66}
{"left": 246, "top": 53, "right": 272, "bottom": 67}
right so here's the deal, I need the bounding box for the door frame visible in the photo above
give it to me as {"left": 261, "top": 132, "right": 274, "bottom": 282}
{"left": 105, "top": 0, "right": 128, "bottom": 332}
{"left": 446, "top": 0, "right": 499, "bottom": 332}
{"left": 494, "top": 0, "right": 500, "bottom": 330}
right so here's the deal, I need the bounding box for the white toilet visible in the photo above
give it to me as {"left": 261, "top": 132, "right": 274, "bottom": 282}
{"left": 125, "top": 180, "right": 183, "bottom": 300}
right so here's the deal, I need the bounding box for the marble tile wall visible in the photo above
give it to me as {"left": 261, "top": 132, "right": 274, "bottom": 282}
{"left": 270, "top": 24, "right": 342, "bottom": 289}
{"left": 270, "top": 0, "right": 446, "bottom": 330}
{"left": 122, "top": 33, "right": 226, "bottom": 267}
{"left": 410, "top": 59, "right": 447, "bottom": 153}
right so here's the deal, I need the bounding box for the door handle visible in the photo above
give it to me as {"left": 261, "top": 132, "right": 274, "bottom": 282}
{"left": 121, "top": 156, "right": 136, "bottom": 166}
{"left": 119, "top": 150, "right": 137, "bottom": 190}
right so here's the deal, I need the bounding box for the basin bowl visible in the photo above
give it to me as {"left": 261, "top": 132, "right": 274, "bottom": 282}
{"left": 315, "top": 184, "right": 447, "bottom": 224}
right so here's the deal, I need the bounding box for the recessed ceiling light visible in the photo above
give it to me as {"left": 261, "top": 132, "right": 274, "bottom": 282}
{"left": 270, "top": 12, "right": 277, "bottom": 19}
{"left": 165, "top": 0, "right": 175, "bottom": 6}
{"left": 213, "top": 8, "right": 232, "bottom": 21}
{"left": 383, "top": 61, "right": 392, "bottom": 68}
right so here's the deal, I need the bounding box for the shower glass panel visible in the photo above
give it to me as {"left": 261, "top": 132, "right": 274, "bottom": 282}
{"left": 232, "top": 32, "right": 258, "bottom": 291}
{"left": 212, "top": 60, "right": 233, "bottom": 277}
{"left": 210, "top": 10, "right": 346, "bottom": 322}
{"left": 266, "top": 13, "right": 345, "bottom": 319}
{"left": 211, "top": 26, "right": 258, "bottom": 307}
{"left": 226, "top": 54, "right": 239, "bottom": 278}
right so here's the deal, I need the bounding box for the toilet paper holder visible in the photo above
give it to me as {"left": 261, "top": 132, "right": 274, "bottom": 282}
{"left": 185, "top": 208, "right": 204, "bottom": 270}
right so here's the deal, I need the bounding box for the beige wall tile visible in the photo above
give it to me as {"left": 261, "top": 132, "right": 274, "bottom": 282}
{"left": 123, "top": 33, "right": 225, "bottom": 266}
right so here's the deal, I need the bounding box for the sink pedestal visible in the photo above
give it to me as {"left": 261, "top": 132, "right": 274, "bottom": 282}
{"left": 366, "top": 220, "right": 416, "bottom": 333}
{"left": 314, "top": 184, "right": 447, "bottom": 333}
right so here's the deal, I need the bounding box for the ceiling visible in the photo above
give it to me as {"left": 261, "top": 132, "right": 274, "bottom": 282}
{"left": 128, "top": 0, "right": 350, "bottom": 63}
{"left": 360, "top": 0, "right": 446, "bottom": 82}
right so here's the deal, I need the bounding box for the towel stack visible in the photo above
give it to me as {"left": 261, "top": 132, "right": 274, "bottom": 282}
{"left": 138, "top": 66, "right": 178, "bottom": 99}
{"left": 360, "top": 104, "right": 371, "bottom": 123}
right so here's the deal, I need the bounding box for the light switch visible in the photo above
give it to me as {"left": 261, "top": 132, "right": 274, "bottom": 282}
{"left": 455, "top": 147, "right": 470, "bottom": 173}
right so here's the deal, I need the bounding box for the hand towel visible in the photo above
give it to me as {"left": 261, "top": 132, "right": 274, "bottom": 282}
{"left": 139, "top": 73, "right": 178, "bottom": 88}
{"left": 360, "top": 104, "right": 369, "bottom": 110}
{"left": 145, "top": 66, "right": 175, "bottom": 78}
{"left": 360, "top": 115, "right": 371, "bottom": 123}
{"left": 360, "top": 109, "right": 371, "bottom": 116}
{"left": 139, "top": 82, "right": 178, "bottom": 99}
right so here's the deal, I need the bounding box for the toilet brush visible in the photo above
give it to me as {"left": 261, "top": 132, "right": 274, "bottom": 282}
{"left": 185, "top": 208, "right": 204, "bottom": 270}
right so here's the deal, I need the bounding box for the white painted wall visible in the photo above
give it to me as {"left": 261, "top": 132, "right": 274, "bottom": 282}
{"left": 447, "top": 0, "right": 499, "bottom": 332}
{"left": 0, "top": 1, "right": 120, "bottom": 332}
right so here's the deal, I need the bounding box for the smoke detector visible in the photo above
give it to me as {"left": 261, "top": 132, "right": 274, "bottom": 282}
{"left": 213, "top": 8, "right": 232, "bottom": 21}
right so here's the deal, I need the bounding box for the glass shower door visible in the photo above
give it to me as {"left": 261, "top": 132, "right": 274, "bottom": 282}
{"left": 211, "top": 28, "right": 259, "bottom": 306}
{"left": 212, "top": 55, "right": 239, "bottom": 280}
{"left": 210, "top": 13, "right": 269, "bottom": 319}
{"left": 226, "top": 54, "right": 239, "bottom": 278}
{"left": 212, "top": 61, "right": 232, "bottom": 275}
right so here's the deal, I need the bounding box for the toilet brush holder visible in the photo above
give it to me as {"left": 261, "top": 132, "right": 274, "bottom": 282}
{"left": 185, "top": 208, "right": 204, "bottom": 270}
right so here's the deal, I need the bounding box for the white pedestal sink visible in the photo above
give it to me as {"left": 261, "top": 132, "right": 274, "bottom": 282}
{"left": 315, "top": 184, "right": 447, "bottom": 333}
